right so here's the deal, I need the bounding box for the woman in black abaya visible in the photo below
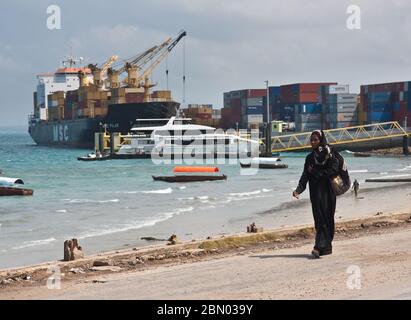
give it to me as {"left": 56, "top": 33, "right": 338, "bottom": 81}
{"left": 293, "top": 130, "right": 339, "bottom": 259}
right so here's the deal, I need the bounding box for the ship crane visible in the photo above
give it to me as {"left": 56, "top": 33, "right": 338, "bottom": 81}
{"left": 136, "top": 30, "right": 187, "bottom": 102}
{"left": 88, "top": 55, "right": 119, "bottom": 89}
{"left": 106, "top": 45, "right": 160, "bottom": 89}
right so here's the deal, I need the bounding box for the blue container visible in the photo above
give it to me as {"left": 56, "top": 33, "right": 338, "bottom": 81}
{"left": 368, "top": 102, "right": 393, "bottom": 112}
{"left": 246, "top": 105, "right": 263, "bottom": 115}
{"left": 292, "top": 84, "right": 299, "bottom": 94}
{"left": 369, "top": 92, "right": 391, "bottom": 102}
{"left": 269, "top": 86, "right": 281, "bottom": 96}
{"left": 393, "top": 102, "right": 400, "bottom": 111}
{"left": 297, "top": 103, "right": 322, "bottom": 114}
{"left": 369, "top": 112, "right": 392, "bottom": 122}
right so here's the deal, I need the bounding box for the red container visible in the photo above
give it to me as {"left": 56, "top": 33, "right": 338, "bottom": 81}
{"left": 247, "top": 89, "right": 266, "bottom": 98}
{"left": 230, "top": 98, "right": 242, "bottom": 108}
{"left": 197, "top": 113, "right": 212, "bottom": 120}
{"left": 125, "top": 93, "right": 144, "bottom": 103}
{"left": 299, "top": 93, "right": 320, "bottom": 103}
{"left": 400, "top": 101, "right": 407, "bottom": 111}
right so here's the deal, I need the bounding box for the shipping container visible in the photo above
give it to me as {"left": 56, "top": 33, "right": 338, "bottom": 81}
{"left": 326, "top": 85, "right": 350, "bottom": 94}
{"left": 368, "top": 111, "right": 392, "bottom": 122}
{"left": 246, "top": 114, "right": 264, "bottom": 124}
{"left": 246, "top": 105, "right": 263, "bottom": 115}
{"left": 247, "top": 89, "right": 266, "bottom": 98}
{"left": 368, "top": 102, "right": 394, "bottom": 112}
{"left": 296, "top": 103, "right": 322, "bottom": 114}
{"left": 299, "top": 93, "right": 320, "bottom": 103}
{"left": 269, "top": 86, "right": 280, "bottom": 95}
{"left": 295, "top": 122, "right": 322, "bottom": 132}
{"left": 246, "top": 97, "right": 264, "bottom": 106}
{"left": 230, "top": 98, "right": 242, "bottom": 108}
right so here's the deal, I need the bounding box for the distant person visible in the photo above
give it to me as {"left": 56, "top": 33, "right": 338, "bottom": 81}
{"left": 352, "top": 179, "right": 359, "bottom": 198}
{"left": 293, "top": 130, "right": 340, "bottom": 259}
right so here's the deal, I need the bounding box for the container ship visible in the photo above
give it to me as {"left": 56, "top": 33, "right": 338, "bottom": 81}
{"left": 28, "top": 31, "right": 186, "bottom": 148}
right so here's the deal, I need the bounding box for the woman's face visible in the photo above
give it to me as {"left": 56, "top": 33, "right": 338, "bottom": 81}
{"left": 310, "top": 134, "right": 321, "bottom": 150}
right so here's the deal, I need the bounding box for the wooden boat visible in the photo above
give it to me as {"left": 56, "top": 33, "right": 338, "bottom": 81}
{"left": 0, "top": 187, "right": 33, "bottom": 196}
{"left": 153, "top": 175, "right": 227, "bottom": 183}
{"left": 153, "top": 166, "right": 227, "bottom": 183}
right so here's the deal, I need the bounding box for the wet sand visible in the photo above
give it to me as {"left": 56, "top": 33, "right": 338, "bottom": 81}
{"left": 1, "top": 211, "right": 411, "bottom": 300}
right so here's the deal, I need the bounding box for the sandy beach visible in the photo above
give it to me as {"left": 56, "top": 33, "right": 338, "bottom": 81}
{"left": 1, "top": 210, "right": 410, "bottom": 300}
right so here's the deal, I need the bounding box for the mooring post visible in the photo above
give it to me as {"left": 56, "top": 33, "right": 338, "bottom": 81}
{"left": 265, "top": 124, "right": 272, "bottom": 157}
{"left": 404, "top": 117, "right": 409, "bottom": 156}
{"left": 404, "top": 135, "right": 409, "bottom": 156}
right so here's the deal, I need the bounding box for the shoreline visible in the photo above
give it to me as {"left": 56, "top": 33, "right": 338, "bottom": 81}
{"left": 1, "top": 209, "right": 410, "bottom": 298}
{"left": 1, "top": 180, "right": 410, "bottom": 270}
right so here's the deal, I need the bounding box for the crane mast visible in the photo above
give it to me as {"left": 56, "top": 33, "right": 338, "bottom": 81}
{"left": 137, "top": 31, "right": 187, "bottom": 101}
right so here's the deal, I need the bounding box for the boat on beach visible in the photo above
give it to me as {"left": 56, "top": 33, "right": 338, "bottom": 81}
{"left": 152, "top": 166, "right": 227, "bottom": 183}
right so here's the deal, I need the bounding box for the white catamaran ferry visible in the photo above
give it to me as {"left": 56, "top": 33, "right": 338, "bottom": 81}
{"left": 116, "top": 117, "right": 260, "bottom": 158}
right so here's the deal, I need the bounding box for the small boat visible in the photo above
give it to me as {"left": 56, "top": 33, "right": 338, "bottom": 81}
{"left": 77, "top": 152, "right": 111, "bottom": 161}
{"left": 346, "top": 150, "right": 372, "bottom": 158}
{"left": 153, "top": 175, "right": 227, "bottom": 183}
{"left": 353, "top": 152, "right": 372, "bottom": 158}
{"left": 240, "top": 163, "right": 288, "bottom": 169}
{"left": 152, "top": 166, "right": 227, "bottom": 183}
{"left": 240, "top": 157, "right": 288, "bottom": 169}
{"left": 0, "top": 177, "right": 24, "bottom": 185}
{"left": 0, "top": 187, "right": 33, "bottom": 196}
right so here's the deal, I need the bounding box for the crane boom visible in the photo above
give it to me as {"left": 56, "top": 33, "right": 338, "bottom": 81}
{"left": 137, "top": 31, "right": 187, "bottom": 86}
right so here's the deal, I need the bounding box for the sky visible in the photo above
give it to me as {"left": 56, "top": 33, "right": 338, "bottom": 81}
{"left": 1, "top": 0, "right": 411, "bottom": 126}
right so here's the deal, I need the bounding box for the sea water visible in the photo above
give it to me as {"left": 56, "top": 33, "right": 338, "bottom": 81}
{"left": 1, "top": 127, "right": 411, "bottom": 269}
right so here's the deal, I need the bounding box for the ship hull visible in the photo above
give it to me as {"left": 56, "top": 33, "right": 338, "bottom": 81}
{"left": 29, "top": 101, "right": 179, "bottom": 149}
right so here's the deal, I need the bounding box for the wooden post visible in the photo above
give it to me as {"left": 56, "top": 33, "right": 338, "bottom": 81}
{"left": 404, "top": 135, "right": 409, "bottom": 156}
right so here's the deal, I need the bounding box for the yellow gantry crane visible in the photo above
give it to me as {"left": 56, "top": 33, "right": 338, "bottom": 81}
{"left": 104, "top": 30, "right": 186, "bottom": 100}
{"left": 88, "top": 55, "right": 119, "bottom": 89}
{"left": 270, "top": 121, "right": 408, "bottom": 153}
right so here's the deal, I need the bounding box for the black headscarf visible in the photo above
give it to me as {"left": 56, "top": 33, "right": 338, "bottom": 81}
{"left": 311, "top": 130, "right": 331, "bottom": 165}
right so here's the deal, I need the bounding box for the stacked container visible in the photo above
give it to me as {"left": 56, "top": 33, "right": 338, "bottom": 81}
{"left": 321, "top": 85, "right": 358, "bottom": 129}
{"left": 222, "top": 89, "right": 266, "bottom": 129}
{"left": 183, "top": 104, "right": 214, "bottom": 126}
{"left": 360, "top": 81, "right": 410, "bottom": 125}
{"left": 280, "top": 82, "right": 336, "bottom": 125}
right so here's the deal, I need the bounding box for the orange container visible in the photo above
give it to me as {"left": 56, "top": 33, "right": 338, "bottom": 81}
{"left": 173, "top": 167, "right": 220, "bottom": 173}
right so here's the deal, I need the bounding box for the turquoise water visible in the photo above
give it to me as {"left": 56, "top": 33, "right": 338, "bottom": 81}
{"left": 1, "top": 128, "right": 411, "bottom": 269}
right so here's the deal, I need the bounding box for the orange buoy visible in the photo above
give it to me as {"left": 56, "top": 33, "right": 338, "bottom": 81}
{"left": 173, "top": 166, "right": 220, "bottom": 173}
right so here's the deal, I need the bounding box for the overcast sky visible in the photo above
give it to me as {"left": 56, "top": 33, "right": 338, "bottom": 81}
{"left": 1, "top": 0, "right": 411, "bottom": 126}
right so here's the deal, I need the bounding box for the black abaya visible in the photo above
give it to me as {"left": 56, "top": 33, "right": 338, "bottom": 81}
{"left": 295, "top": 152, "right": 340, "bottom": 251}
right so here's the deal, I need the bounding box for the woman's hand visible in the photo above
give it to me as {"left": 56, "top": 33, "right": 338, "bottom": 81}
{"left": 293, "top": 190, "right": 300, "bottom": 199}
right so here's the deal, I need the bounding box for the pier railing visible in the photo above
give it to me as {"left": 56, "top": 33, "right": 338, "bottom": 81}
{"left": 271, "top": 121, "right": 409, "bottom": 153}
